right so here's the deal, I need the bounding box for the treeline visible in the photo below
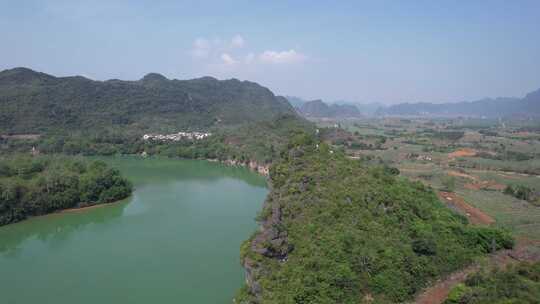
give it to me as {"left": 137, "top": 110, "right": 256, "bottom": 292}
{"left": 445, "top": 262, "right": 540, "bottom": 303}
{"left": 1, "top": 115, "right": 313, "bottom": 164}
{"left": 476, "top": 150, "right": 535, "bottom": 162}
{"left": 426, "top": 130, "right": 465, "bottom": 141}
{"left": 0, "top": 155, "right": 132, "bottom": 226}
{"left": 237, "top": 132, "right": 513, "bottom": 303}
{"left": 504, "top": 184, "right": 539, "bottom": 206}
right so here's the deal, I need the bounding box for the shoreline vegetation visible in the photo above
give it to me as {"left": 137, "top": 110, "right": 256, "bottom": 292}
{"left": 0, "top": 150, "right": 268, "bottom": 228}
{"left": 235, "top": 132, "right": 514, "bottom": 303}
{"left": 0, "top": 155, "right": 132, "bottom": 226}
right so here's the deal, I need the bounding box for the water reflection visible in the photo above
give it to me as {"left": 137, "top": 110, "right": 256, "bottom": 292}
{"left": 0, "top": 157, "right": 267, "bottom": 257}
{"left": 96, "top": 156, "right": 268, "bottom": 188}
{"left": 0, "top": 157, "right": 267, "bottom": 304}
{"left": 0, "top": 198, "right": 129, "bottom": 257}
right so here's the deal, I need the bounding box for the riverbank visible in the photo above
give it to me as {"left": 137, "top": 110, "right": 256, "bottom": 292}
{"left": 0, "top": 156, "right": 267, "bottom": 304}
{"left": 59, "top": 197, "right": 130, "bottom": 214}
{"left": 0, "top": 155, "right": 133, "bottom": 227}
{"left": 218, "top": 159, "right": 270, "bottom": 176}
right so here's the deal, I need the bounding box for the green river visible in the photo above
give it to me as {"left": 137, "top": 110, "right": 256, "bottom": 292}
{"left": 0, "top": 157, "right": 268, "bottom": 303}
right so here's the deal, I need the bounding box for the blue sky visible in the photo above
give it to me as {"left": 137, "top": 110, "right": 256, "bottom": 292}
{"left": 1, "top": 0, "right": 539, "bottom": 104}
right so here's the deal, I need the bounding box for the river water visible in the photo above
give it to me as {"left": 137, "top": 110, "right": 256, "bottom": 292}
{"left": 0, "top": 157, "right": 267, "bottom": 304}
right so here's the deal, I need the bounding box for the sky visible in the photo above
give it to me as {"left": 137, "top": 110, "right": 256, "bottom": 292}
{"left": 1, "top": 0, "right": 539, "bottom": 104}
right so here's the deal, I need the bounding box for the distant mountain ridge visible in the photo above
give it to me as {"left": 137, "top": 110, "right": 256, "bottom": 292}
{"left": 286, "top": 97, "right": 363, "bottom": 118}
{"left": 377, "top": 89, "right": 540, "bottom": 117}
{"left": 0, "top": 67, "right": 298, "bottom": 133}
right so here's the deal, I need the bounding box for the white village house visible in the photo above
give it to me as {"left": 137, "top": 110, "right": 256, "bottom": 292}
{"left": 142, "top": 131, "right": 211, "bottom": 142}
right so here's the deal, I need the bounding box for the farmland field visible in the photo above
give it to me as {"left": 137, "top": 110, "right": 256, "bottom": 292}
{"left": 316, "top": 117, "right": 540, "bottom": 248}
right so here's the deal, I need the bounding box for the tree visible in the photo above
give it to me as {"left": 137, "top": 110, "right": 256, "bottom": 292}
{"left": 441, "top": 176, "right": 456, "bottom": 192}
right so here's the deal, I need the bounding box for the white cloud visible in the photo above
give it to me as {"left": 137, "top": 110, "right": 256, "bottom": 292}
{"left": 258, "top": 49, "right": 306, "bottom": 64}
{"left": 221, "top": 53, "right": 237, "bottom": 65}
{"left": 191, "top": 35, "right": 245, "bottom": 59}
{"left": 190, "top": 35, "right": 308, "bottom": 72}
{"left": 191, "top": 38, "right": 211, "bottom": 58}
{"left": 230, "top": 35, "right": 245, "bottom": 48}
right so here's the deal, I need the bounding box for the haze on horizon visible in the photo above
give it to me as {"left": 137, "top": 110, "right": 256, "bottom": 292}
{"left": 1, "top": 0, "right": 539, "bottom": 105}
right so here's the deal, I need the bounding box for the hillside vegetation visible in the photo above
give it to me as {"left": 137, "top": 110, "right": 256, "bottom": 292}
{"left": 0, "top": 155, "right": 132, "bottom": 226}
{"left": 297, "top": 99, "right": 362, "bottom": 118}
{"left": 0, "top": 68, "right": 314, "bottom": 162}
{"left": 237, "top": 133, "right": 513, "bottom": 303}
{"left": 0, "top": 67, "right": 296, "bottom": 133}
{"left": 444, "top": 262, "right": 540, "bottom": 304}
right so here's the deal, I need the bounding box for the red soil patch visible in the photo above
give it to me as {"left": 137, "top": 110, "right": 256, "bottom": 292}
{"left": 447, "top": 170, "right": 505, "bottom": 191}
{"left": 464, "top": 180, "right": 506, "bottom": 191}
{"left": 416, "top": 190, "right": 540, "bottom": 304}
{"left": 415, "top": 239, "right": 540, "bottom": 304}
{"left": 438, "top": 191, "right": 495, "bottom": 225}
{"left": 514, "top": 131, "right": 532, "bottom": 137}
{"left": 447, "top": 170, "right": 477, "bottom": 181}
{"left": 448, "top": 148, "right": 476, "bottom": 159}
{"left": 415, "top": 265, "right": 477, "bottom": 304}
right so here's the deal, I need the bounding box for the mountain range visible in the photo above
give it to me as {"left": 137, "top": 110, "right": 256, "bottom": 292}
{"left": 0, "top": 67, "right": 298, "bottom": 134}
{"left": 286, "top": 97, "right": 364, "bottom": 118}
{"left": 377, "top": 89, "right": 540, "bottom": 117}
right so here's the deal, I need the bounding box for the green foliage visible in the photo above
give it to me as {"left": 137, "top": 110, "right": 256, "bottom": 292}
{"left": 444, "top": 262, "right": 540, "bottom": 304}
{"left": 0, "top": 114, "right": 314, "bottom": 164}
{"left": 0, "top": 68, "right": 316, "bottom": 164}
{"left": 431, "top": 131, "right": 465, "bottom": 141}
{"left": 0, "top": 155, "right": 132, "bottom": 226}
{"left": 504, "top": 184, "right": 536, "bottom": 202}
{"left": 237, "top": 134, "right": 513, "bottom": 303}
{"left": 0, "top": 67, "right": 296, "bottom": 134}
{"left": 442, "top": 176, "right": 456, "bottom": 192}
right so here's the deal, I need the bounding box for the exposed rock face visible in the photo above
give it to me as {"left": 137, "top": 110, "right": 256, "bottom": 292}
{"left": 221, "top": 159, "right": 269, "bottom": 176}
{"left": 240, "top": 177, "right": 292, "bottom": 302}
{"left": 248, "top": 161, "right": 269, "bottom": 176}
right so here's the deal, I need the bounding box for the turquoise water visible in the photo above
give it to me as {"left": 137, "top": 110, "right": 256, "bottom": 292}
{"left": 0, "top": 157, "right": 267, "bottom": 304}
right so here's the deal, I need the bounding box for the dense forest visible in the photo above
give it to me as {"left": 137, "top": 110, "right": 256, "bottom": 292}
{"left": 0, "top": 155, "right": 132, "bottom": 225}
{"left": 444, "top": 262, "right": 540, "bottom": 304}
{"left": 0, "top": 115, "right": 314, "bottom": 164}
{"left": 236, "top": 133, "right": 513, "bottom": 303}
{"left": 0, "top": 67, "right": 297, "bottom": 133}
{"left": 0, "top": 67, "right": 314, "bottom": 163}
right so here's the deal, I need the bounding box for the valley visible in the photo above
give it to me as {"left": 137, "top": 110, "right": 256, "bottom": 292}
{"left": 1, "top": 66, "right": 539, "bottom": 303}
{"left": 2, "top": 2, "right": 540, "bottom": 303}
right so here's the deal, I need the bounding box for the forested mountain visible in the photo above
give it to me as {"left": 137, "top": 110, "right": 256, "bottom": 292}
{"left": 0, "top": 67, "right": 314, "bottom": 163}
{"left": 284, "top": 96, "right": 306, "bottom": 108}
{"left": 237, "top": 133, "right": 513, "bottom": 303}
{"left": 297, "top": 99, "right": 362, "bottom": 118}
{"left": 337, "top": 101, "right": 383, "bottom": 116}
{"left": 377, "top": 89, "right": 540, "bottom": 117}
{"left": 0, "top": 67, "right": 297, "bottom": 133}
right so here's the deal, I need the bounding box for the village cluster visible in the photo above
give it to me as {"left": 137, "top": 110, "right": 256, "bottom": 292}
{"left": 142, "top": 131, "right": 211, "bottom": 142}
